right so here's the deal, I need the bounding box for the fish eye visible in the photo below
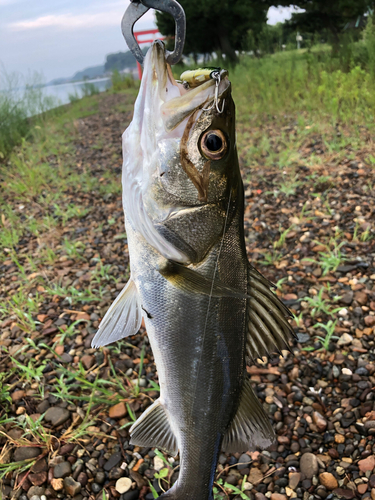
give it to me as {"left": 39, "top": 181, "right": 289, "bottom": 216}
{"left": 200, "top": 130, "right": 227, "bottom": 160}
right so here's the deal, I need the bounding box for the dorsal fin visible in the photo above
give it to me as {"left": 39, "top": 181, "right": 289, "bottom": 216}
{"left": 222, "top": 378, "right": 275, "bottom": 453}
{"left": 130, "top": 399, "right": 178, "bottom": 456}
{"left": 246, "top": 264, "right": 295, "bottom": 360}
{"left": 91, "top": 277, "right": 142, "bottom": 348}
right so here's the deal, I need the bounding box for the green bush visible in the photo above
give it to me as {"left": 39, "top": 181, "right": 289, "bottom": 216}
{"left": 0, "top": 70, "right": 56, "bottom": 158}
{"left": 111, "top": 69, "right": 135, "bottom": 92}
{"left": 363, "top": 14, "right": 375, "bottom": 77}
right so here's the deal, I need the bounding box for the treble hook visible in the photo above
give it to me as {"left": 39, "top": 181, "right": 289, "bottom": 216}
{"left": 203, "top": 70, "right": 226, "bottom": 114}
{"left": 122, "top": 0, "right": 186, "bottom": 66}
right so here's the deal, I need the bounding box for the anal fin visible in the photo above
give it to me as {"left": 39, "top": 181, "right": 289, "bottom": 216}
{"left": 130, "top": 399, "right": 178, "bottom": 456}
{"left": 222, "top": 378, "right": 275, "bottom": 453}
{"left": 91, "top": 277, "right": 142, "bottom": 348}
{"left": 246, "top": 264, "right": 295, "bottom": 360}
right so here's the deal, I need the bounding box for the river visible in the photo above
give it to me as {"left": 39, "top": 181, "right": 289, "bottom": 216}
{"left": 43, "top": 77, "right": 112, "bottom": 107}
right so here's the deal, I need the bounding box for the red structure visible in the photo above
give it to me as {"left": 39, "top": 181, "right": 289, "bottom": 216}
{"left": 134, "top": 29, "right": 165, "bottom": 79}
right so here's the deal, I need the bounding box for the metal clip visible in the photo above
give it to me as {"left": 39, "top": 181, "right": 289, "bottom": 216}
{"left": 203, "top": 70, "right": 226, "bottom": 114}
{"left": 121, "top": 0, "right": 186, "bottom": 66}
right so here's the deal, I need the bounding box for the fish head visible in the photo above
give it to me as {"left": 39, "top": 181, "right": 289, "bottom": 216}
{"left": 123, "top": 41, "right": 242, "bottom": 264}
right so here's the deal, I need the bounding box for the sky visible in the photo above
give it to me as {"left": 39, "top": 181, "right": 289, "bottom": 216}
{"left": 0, "top": 1, "right": 301, "bottom": 83}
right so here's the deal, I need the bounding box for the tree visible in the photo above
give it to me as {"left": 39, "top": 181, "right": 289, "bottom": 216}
{"left": 156, "top": 0, "right": 270, "bottom": 63}
{"left": 275, "top": 1, "right": 374, "bottom": 44}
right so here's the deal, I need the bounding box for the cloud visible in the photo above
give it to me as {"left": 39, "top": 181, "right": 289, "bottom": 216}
{"left": 8, "top": 6, "right": 155, "bottom": 31}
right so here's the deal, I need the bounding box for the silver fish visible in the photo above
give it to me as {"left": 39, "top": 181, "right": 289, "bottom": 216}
{"left": 92, "top": 41, "right": 294, "bottom": 500}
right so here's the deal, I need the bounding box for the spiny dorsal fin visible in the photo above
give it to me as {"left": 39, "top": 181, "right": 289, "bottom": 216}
{"left": 246, "top": 264, "right": 295, "bottom": 360}
{"left": 130, "top": 399, "right": 178, "bottom": 456}
{"left": 222, "top": 378, "right": 275, "bottom": 453}
{"left": 91, "top": 277, "right": 142, "bottom": 348}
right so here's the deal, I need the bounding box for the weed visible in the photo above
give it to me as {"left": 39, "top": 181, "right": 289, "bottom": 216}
{"left": 303, "top": 320, "right": 339, "bottom": 352}
{"left": 302, "top": 285, "right": 342, "bottom": 318}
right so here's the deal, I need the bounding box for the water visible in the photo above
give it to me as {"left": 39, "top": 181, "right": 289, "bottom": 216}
{"left": 43, "top": 77, "right": 112, "bottom": 108}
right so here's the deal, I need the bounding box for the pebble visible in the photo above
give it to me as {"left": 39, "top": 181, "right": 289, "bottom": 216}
{"left": 63, "top": 477, "right": 81, "bottom": 496}
{"left": 108, "top": 402, "right": 127, "bottom": 419}
{"left": 300, "top": 453, "right": 318, "bottom": 479}
{"left": 313, "top": 411, "right": 327, "bottom": 431}
{"left": 289, "top": 472, "right": 301, "bottom": 490}
{"left": 44, "top": 407, "right": 70, "bottom": 426}
{"left": 238, "top": 453, "right": 251, "bottom": 470}
{"left": 115, "top": 477, "right": 132, "bottom": 494}
{"left": 337, "top": 333, "right": 353, "bottom": 346}
{"left": 359, "top": 456, "right": 375, "bottom": 472}
{"left": 14, "top": 447, "right": 41, "bottom": 462}
{"left": 153, "top": 456, "right": 165, "bottom": 472}
{"left": 53, "top": 461, "right": 71, "bottom": 478}
{"left": 249, "top": 467, "right": 263, "bottom": 484}
{"left": 123, "top": 490, "right": 140, "bottom": 500}
{"left": 104, "top": 452, "right": 122, "bottom": 471}
{"left": 50, "top": 478, "right": 64, "bottom": 491}
{"left": 319, "top": 473, "right": 338, "bottom": 490}
{"left": 27, "top": 487, "right": 45, "bottom": 499}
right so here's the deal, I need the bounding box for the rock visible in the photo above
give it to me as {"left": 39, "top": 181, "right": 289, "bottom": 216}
{"left": 124, "top": 490, "right": 140, "bottom": 500}
{"left": 289, "top": 472, "right": 301, "bottom": 490}
{"left": 31, "top": 459, "right": 48, "bottom": 473}
{"left": 11, "top": 390, "right": 25, "bottom": 401}
{"left": 36, "top": 400, "right": 50, "bottom": 414}
{"left": 332, "top": 488, "right": 355, "bottom": 499}
{"left": 337, "top": 333, "right": 353, "bottom": 347}
{"left": 313, "top": 411, "right": 327, "bottom": 432}
{"left": 340, "top": 291, "right": 353, "bottom": 305}
{"left": 358, "top": 455, "right": 375, "bottom": 472}
{"left": 270, "top": 494, "right": 287, "bottom": 500}
{"left": 357, "top": 483, "right": 368, "bottom": 494}
{"left": 95, "top": 471, "right": 105, "bottom": 484}
{"left": 300, "top": 453, "right": 318, "bottom": 479}
{"left": 14, "top": 447, "right": 41, "bottom": 462}
{"left": 238, "top": 453, "right": 251, "bottom": 470}
{"left": 249, "top": 467, "right": 263, "bottom": 484}
{"left": 319, "top": 473, "right": 338, "bottom": 490}
{"left": 91, "top": 483, "right": 102, "bottom": 494}
{"left": 364, "top": 316, "right": 375, "bottom": 327}
{"left": 53, "top": 461, "right": 71, "bottom": 478}
{"left": 108, "top": 402, "right": 127, "bottom": 419}
{"left": 129, "top": 470, "right": 147, "bottom": 489}
{"left": 81, "top": 354, "right": 94, "bottom": 369}
{"left": 50, "top": 478, "right": 64, "bottom": 491}
{"left": 44, "top": 407, "right": 70, "bottom": 427}
{"left": 27, "top": 487, "right": 45, "bottom": 499}
{"left": 153, "top": 456, "right": 165, "bottom": 471}
{"left": 355, "top": 292, "right": 368, "bottom": 305}
{"left": 29, "top": 496, "right": 41, "bottom": 500}
{"left": 335, "top": 434, "right": 345, "bottom": 444}
{"left": 104, "top": 452, "right": 122, "bottom": 471}
{"left": 29, "top": 472, "right": 47, "bottom": 486}
{"left": 115, "top": 477, "right": 132, "bottom": 494}
{"left": 63, "top": 477, "right": 81, "bottom": 497}
{"left": 77, "top": 472, "right": 88, "bottom": 487}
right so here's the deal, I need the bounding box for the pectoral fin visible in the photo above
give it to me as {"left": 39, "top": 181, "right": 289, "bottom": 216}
{"left": 130, "top": 399, "right": 178, "bottom": 456}
{"left": 158, "top": 260, "right": 249, "bottom": 299}
{"left": 222, "top": 378, "right": 275, "bottom": 453}
{"left": 91, "top": 277, "right": 142, "bottom": 348}
{"left": 246, "top": 264, "right": 295, "bottom": 360}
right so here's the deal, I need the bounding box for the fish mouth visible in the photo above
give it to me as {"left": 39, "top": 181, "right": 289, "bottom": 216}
{"left": 149, "top": 40, "right": 231, "bottom": 131}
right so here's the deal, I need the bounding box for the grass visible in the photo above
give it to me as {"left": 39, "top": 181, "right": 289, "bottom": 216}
{"left": 1, "top": 36, "right": 375, "bottom": 497}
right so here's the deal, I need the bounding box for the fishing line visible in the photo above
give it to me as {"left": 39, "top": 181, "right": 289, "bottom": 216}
{"left": 190, "top": 188, "right": 232, "bottom": 417}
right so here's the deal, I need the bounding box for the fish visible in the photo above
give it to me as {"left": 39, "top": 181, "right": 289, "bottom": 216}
{"left": 92, "top": 40, "right": 294, "bottom": 500}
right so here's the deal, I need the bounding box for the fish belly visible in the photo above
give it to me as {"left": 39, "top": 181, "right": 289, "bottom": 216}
{"left": 127, "top": 222, "right": 247, "bottom": 499}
